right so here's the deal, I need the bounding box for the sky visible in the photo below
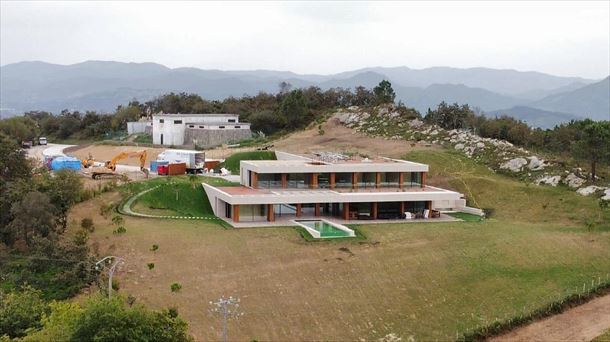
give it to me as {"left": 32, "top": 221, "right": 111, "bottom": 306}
{"left": 1, "top": 1, "right": 609, "bottom": 79}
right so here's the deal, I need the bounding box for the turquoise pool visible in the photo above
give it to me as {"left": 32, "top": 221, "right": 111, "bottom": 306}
{"left": 294, "top": 220, "right": 355, "bottom": 238}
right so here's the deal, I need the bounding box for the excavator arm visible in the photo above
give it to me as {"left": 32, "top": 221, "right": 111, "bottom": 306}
{"left": 92, "top": 150, "right": 149, "bottom": 179}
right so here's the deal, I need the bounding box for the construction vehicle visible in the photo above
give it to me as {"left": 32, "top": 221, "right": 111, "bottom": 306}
{"left": 91, "top": 150, "right": 149, "bottom": 179}
{"left": 82, "top": 153, "right": 95, "bottom": 168}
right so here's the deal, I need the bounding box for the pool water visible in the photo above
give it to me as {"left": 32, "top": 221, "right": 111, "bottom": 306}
{"left": 298, "top": 220, "right": 352, "bottom": 238}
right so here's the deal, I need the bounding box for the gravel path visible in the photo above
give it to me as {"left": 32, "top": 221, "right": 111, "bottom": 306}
{"left": 490, "top": 294, "right": 610, "bottom": 342}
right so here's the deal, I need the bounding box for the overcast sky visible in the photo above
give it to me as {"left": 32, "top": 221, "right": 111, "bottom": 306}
{"left": 1, "top": 1, "right": 609, "bottom": 79}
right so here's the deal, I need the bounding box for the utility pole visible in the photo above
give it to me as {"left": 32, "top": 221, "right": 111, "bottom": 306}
{"left": 95, "top": 256, "right": 125, "bottom": 299}
{"left": 209, "top": 296, "right": 243, "bottom": 342}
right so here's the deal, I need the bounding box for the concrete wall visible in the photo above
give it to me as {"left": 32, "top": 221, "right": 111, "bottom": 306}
{"left": 185, "top": 128, "right": 252, "bottom": 148}
{"left": 127, "top": 121, "right": 152, "bottom": 135}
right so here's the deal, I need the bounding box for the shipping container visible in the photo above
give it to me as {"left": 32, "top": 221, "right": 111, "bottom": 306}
{"left": 157, "top": 150, "right": 205, "bottom": 173}
{"left": 50, "top": 156, "right": 82, "bottom": 171}
{"left": 168, "top": 162, "right": 187, "bottom": 176}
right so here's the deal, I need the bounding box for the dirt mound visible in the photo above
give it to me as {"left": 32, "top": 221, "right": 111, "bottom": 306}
{"left": 273, "top": 116, "right": 435, "bottom": 158}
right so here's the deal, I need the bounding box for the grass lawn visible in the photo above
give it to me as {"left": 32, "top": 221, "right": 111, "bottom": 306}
{"left": 126, "top": 175, "right": 238, "bottom": 217}
{"left": 70, "top": 149, "right": 610, "bottom": 341}
{"left": 220, "top": 150, "right": 276, "bottom": 174}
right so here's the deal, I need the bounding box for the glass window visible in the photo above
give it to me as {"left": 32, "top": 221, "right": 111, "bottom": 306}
{"left": 174, "top": 120, "right": 182, "bottom": 124}
{"left": 335, "top": 173, "right": 353, "bottom": 188}
{"left": 257, "top": 173, "right": 282, "bottom": 189}
{"left": 159, "top": 119, "right": 164, "bottom": 123}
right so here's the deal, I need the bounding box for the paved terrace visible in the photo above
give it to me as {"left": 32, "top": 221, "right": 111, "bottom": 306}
{"left": 221, "top": 212, "right": 460, "bottom": 228}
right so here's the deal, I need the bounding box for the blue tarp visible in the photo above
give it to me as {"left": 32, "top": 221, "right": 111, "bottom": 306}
{"left": 150, "top": 160, "right": 169, "bottom": 173}
{"left": 50, "top": 156, "right": 82, "bottom": 171}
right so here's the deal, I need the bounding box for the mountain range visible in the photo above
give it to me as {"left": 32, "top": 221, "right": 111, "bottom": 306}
{"left": 1, "top": 61, "right": 608, "bottom": 127}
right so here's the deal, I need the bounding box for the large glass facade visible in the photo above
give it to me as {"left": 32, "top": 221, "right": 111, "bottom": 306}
{"left": 335, "top": 173, "right": 353, "bottom": 188}
{"left": 380, "top": 172, "right": 400, "bottom": 187}
{"left": 403, "top": 172, "right": 422, "bottom": 187}
{"left": 357, "top": 172, "right": 376, "bottom": 188}
{"left": 257, "top": 173, "right": 282, "bottom": 188}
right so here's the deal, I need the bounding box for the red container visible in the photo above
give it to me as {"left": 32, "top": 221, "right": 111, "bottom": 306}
{"left": 157, "top": 165, "right": 169, "bottom": 175}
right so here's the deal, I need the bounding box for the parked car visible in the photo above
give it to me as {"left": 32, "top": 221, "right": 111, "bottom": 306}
{"left": 39, "top": 136, "right": 48, "bottom": 145}
{"left": 21, "top": 140, "right": 33, "bottom": 148}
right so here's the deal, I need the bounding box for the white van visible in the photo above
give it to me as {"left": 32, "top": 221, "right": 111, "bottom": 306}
{"left": 39, "top": 137, "right": 48, "bottom": 145}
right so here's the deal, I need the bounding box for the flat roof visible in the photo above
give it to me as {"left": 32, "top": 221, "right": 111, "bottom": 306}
{"left": 185, "top": 122, "right": 250, "bottom": 125}
{"left": 241, "top": 151, "right": 429, "bottom": 173}
{"left": 153, "top": 113, "right": 239, "bottom": 117}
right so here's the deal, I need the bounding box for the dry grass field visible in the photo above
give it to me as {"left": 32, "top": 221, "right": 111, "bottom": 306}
{"left": 68, "top": 148, "right": 610, "bottom": 341}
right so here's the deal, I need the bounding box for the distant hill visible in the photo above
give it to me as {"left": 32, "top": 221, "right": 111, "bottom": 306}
{"left": 0, "top": 61, "right": 606, "bottom": 126}
{"left": 530, "top": 77, "right": 610, "bottom": 121}
{"left": 486, "top": 106, "right": 581, "bottom": 129}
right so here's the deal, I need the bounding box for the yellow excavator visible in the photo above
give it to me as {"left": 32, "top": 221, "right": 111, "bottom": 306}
{"left": 91, "top": 150, "right": 149, "bottom": 179}
{"left": 82, "top": 153, "right": 95, "bottom": 168}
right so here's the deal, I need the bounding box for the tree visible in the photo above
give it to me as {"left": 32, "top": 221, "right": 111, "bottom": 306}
{"left": 279, "top": 90, "right": 310, "bottom": 129}
{"left": 20, "top": 296, "right": 192, "bottom": 342}
{"left": 0, "top": 116, "right": 39, "bottom": 143}
{"left": 7, "top": 191, "right": 57, "bottom": 246}
{"left": 0, "top": 286, "right": 49, "bottom": 339}
{"left": 39, "top": 170, "right": 83, "bottom": 230}
{"left": 249, "top": 110, "right": 284, "bottom": 135}
{"left": 571, "top": 120, "right": 610, "bottom": 180}
{"left": 373, "top": 80, "right": 396, "bottom": 105}
{"left": 424, "top": 102, "right": 474, "bottom": 130}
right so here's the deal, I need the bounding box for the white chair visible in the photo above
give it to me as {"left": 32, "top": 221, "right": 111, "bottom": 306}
{"left": 404, "top": 212, "right": 412, "bottom": 220}
{"left": 423, "top": 209, "right": 430, "bottom": 219}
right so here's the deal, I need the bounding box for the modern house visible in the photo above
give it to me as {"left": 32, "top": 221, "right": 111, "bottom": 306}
{"left": 203, "top": 151, "right": 474, "bottom": 227}
{"left": 151, "top": 114, "right": 252, "bottom": 147}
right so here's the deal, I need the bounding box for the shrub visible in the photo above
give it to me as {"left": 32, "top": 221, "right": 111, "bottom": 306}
{"left": 111, "top": 214, "right": 124, "bottom": 226}
{"left": 80, "top": 218, "right": 95, "bottom": 232}
{"left": 23, "top": 296, "right": 193, "bottom": 342}
{"left": 170, "top": 283, "right": 182, "bottom": 293}
{"left": 147, "top": 263, "right": 155, "bottom": 270}
{"left": 113, "top": 226, "right": 127, "bottom": 235}
{"left": 150, "top": 244, "right": 159, "bottom": 252}
{"left": 0, "top": 286, "right": 49, "bottom": 339}
{"left": 99, "top": 202, "right": 114, "bottom": 218}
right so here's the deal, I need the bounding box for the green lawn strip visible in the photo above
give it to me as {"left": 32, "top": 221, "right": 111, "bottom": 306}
{"left": 122, "top": 176, "right": 238, "bottom": 218}
{"left": 294, "top": 225, "right": 367, "bottom": 242}
{"left": 220, "top": 150, "right": 276, "bottom": 174}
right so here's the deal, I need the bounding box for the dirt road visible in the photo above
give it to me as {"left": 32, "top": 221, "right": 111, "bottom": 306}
{"left": 490, "top": 294, "right": 610, "bottom": 342}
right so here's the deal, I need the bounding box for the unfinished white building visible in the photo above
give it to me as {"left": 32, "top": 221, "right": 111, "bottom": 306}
{"left": 152, "top": 114, "right": 252, "bottom": 147}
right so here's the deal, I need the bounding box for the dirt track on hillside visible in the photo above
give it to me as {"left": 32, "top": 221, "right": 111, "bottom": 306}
{"left": 273, "top": 116, "right": 438, "bottom": 158}
{"left": 490, "top": 293, "right": 610, "bottom": 342}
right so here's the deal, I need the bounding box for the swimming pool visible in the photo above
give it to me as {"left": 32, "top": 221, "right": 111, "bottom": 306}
{"left": 293, "top": 219, "right": 356, "bottom": 238}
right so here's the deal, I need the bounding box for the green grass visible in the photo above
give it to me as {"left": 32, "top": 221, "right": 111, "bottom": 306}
{"left": 220, "top": 150, "right": 276, "bottom": 174}
{"left": 126, "top": 176, "right": 238, "bottom": 217}
{"left": 593, "top": 329, "right": 610, "bottom": 342}
{"left": 405, "top": 149, "right": 610, "bottom": 231}
{"left": 77, "top": 148, "right": 610, "bottom": 341}
{"left": 295, "top": 225, "right": 367, "bottom": 242}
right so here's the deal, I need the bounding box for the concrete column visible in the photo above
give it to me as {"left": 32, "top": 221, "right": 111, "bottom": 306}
{"left": 267, "top": 204, "right": 274, "bottom": 222}
{"left": 427, "top": 201, "right": 432, "bottom": 211}
{"left": 342, "top": 203, "right": 350, "bottom": 220}
{"left": 400, "top": 201, "right": 405, "bottom": 214}
{"left": 232, "top": 204, "right": 240, "bottom": 223}
{"left": 352, "top": 172, "right": 358, "bottom": 190}
{"left": 376, "top": 172, "right": 381, "bottom": 188}
{"left": 371, "top": 202, "right": 378, "bottom": 220}
{"left": 314, "top": 203, "right": 321, "bottom": 217}
{"left": 310, "top": 173, "right": 318, "bottom": 189}
{"left": 421, "top": 172, "right": 426, "bottom": 188}
{"left": 296, "top": 203, "right": 302, "bottom": 217}
{"left": 251, "top": 172, "right": 258, "bottom": 188}
{"left": 330, "top": 173, "right": 335, "bottom": 189}
{"left": 281, "top": 173, "right": 287, "bottom": 188}
{"left": 399, "top": 172, "right": 404, "bottom": 190}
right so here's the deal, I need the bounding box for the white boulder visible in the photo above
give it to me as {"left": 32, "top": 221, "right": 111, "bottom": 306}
{"left": 576, "top": 186, "right": 605, "bottom": 196}
{"left": 454, "top": 143, "right": 465, "bottom": 150}
{"left": 527, "top": 156, "right": 545, "bottom": 171}
{"left": 564, "top": 173, "right": 586, "bottom": 188}
{"left": 476, "top": 142, "right": 485, "bottom": 148}
{"left": 535, "top": 175, "right": 561, "bottom": 187}
{"left": 500, "top": 157, "right": 528, "bottom": 172}
{"left": 602, "top": 189, "right": 610, "bottom": 200}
